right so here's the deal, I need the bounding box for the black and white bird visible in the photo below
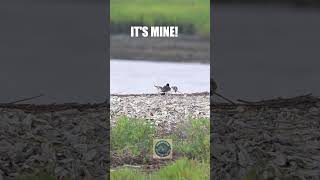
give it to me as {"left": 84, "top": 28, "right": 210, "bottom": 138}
{"left": 154, "top": 83, "right": 171, "bottom": 95}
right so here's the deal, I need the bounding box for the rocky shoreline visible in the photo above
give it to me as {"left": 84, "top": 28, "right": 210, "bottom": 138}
{"left": 0, "top": 94, "right": 319, "bottom": 179}
{"left": 110, "top": 93, "right": 210, "bottom": 130}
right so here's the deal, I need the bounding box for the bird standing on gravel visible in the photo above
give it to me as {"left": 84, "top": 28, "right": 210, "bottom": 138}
{"left": 154, "top": 83, "right": 171, "bottom": 95}
{"left": 171, "top": 86, "right": 182, "bottom": 94}
{"left": 171, "top": 86, "right": 178, "bottom": 93}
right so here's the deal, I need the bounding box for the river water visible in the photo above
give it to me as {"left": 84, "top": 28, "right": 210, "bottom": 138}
{"left": 111, "top": 60, "right": 210, "bottom": 94}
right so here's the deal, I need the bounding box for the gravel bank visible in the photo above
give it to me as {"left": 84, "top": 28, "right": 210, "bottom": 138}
{"left": 110, "top": 93, "right": 210, "bottom": 133}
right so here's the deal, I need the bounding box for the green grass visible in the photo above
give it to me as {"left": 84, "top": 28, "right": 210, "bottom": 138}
{"left": 111, "top": 116, "right": 156, "bottom": 156}
{"left": 153, "top": 158, "right": 209, "bottom": 180}
{"left": 111, "top": 116, "right": 210, "bottom": 160}
{"left": 111, "top": 158, "right": 210, "bottom": 180}
{"left": 110, "top": 0, "right": 210, "bottom": 35}
{"left": 172, "top": 118, "right": 210, "bottom": 161}
{"left": 111, "top": 116, "right": 210, "bottom": 179}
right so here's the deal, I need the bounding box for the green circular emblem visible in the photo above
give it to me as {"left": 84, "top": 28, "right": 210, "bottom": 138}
{"left": 155, "top": 140, "right": 171, "bottom": 157}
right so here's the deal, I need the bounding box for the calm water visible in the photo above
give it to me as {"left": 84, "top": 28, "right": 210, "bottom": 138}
{"left": 111, "top": 60, "right": 210, "bottom": 94}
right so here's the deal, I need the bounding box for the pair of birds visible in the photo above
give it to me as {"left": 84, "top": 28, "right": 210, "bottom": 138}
{"left": 154, "top": 83, "right": 178, "bottom": 95}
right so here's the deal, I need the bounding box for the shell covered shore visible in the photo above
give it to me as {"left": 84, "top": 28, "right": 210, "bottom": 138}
{"left": 110, "top": 93, "right": 210, "bottom": 132}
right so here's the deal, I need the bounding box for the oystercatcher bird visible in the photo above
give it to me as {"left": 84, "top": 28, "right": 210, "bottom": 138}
{"left": 154, "top": 83, "right": 171, "bottom": 95}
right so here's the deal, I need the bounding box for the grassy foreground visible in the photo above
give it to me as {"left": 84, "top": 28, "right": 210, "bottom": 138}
{"left": 111, "top": 116, "right": 210, "bottom": 180}
{"left": 110, "top": 0, "right": 210, "bottom": 35}
{"left": 111, "top": 158, "right": 209, "bottom": 180}
{"left": 111, "top": 116, "right": 210, "bottom": 161}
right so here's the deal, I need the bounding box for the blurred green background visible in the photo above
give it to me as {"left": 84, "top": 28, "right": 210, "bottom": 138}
{"left": 110, "top": 0, "right": 210, "bottom": 35}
